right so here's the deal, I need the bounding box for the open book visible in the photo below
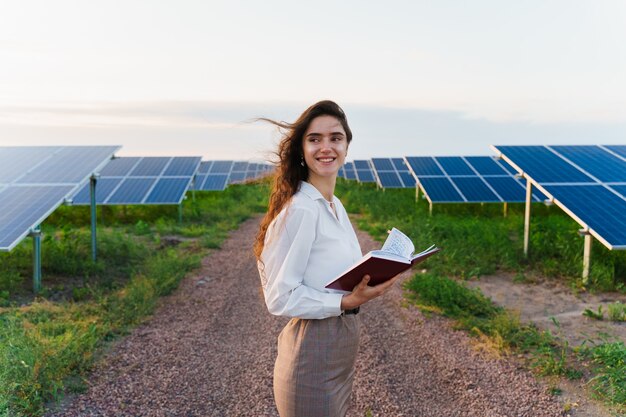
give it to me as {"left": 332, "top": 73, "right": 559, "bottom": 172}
{"left": 325, "top": 228, "right": 440, "bottom": 292}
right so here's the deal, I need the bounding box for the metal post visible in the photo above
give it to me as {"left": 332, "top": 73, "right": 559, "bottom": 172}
{"left": 90, "top": 175, "right": 98, "bottom": 262}
{"left": 582, "top": 232, "right": 592, "bottom": 286}
{"left": 429, "top": 202, "right": 433, "bottom": 216}
{"left": 416, "top": 185, "right": 420, "bottom": 202}
{"left": 31, "top": 226, "right": 42, "bottom": 293}
{"left": 524, "top": 179, "right": 532, "bottom": 257}
{"left": 178, "top": 204, "right": 183, "bottom": 223}
{"left": 503, "top": 202, "right": 508, "bottom": 218}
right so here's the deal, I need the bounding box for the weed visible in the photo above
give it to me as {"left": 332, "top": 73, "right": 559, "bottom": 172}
{"left": 607, "top": 302, "right": 626, "bottom": 322}
{"left": 583, "top": 306, "right": 604, "bottom": 321}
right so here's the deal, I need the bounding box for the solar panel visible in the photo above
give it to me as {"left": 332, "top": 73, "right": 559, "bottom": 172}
{"left": 343, "top": 162, "right": 357, "bottom": 180}
{"left": 493, "top": 146, "right": 594, "bottom": 183}
{"left": 605, "top": 145, "right": 626, "bottom": 160}
{"left": 353, "top": 160, "right": 376, "bottom": 183}
{"left": 210, "top": 161, "right": 234, "bottom": 174}
{"left": 404, "top": 155, "right": 539, "bottom": 204}
{"left": 71, "top": 156, "right": 201, "bottom": 205}
{"left": 0, "top": 146, "right": 119, "bottom": 251}
{"left": 493, "top": 145, "right": 626, "bottom": 249}
{"left": 202, "top": 174, "right": 229, "bottom": 191}
{"left": 371, "top": 158, "right": 414, "bottom": 189}
{"left": 542, "top": 184, "right": 626, "bottom": 247}
{"left": 229, "top": 161, "right": 249, "bottom": 184}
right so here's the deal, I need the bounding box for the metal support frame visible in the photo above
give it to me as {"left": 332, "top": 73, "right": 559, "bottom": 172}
{"left": 90, "top": 175, "right": 98, "bottom": 262}
{"left": 523, "top": 179, "right": 532, "bottom": 257}
{"left": 580, "top": 230, "right": 592, "bottom": 285}
{"left": 503, "top": 202, "right": 508, "bottom": 218}
{"left": 30, "top": 226, "right": 42, "bottom": 293}
{"left": 415, "top": 186, "right": 420, "bottom": 202}
{"left": 178, "top": 204, "right": 183, "bottom": 224}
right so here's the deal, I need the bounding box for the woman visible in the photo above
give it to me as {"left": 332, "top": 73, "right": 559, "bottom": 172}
{"left": 255, "top": 100, "right": 399, "bottom": 417}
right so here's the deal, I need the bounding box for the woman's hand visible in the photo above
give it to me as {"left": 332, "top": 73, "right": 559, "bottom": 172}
{"left": 340, "top": 274, "right": 401, "bottom": 311}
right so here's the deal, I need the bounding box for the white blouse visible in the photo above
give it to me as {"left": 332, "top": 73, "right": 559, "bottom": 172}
{"left": 258, "top": 181, "right": 363, "bottom": 319}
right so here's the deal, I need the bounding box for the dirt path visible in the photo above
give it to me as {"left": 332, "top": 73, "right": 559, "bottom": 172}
{"left": 47, "top": 217, "right": 568, "bottom": 417}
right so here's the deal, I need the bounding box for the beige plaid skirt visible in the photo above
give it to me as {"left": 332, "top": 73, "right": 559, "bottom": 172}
{"left": 274, "top": 314, "right": 360, "bottom": 417}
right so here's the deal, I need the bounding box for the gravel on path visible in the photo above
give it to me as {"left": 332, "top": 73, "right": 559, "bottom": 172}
{"left": 47, "top": 217, "right": 565, "bottom": 417}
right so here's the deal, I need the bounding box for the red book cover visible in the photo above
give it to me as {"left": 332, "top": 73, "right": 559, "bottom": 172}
{"left": 325, "top": 246, "right": 441, "bottom": 292}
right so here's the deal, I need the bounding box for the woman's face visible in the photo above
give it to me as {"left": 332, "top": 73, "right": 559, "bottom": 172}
{"left": 302, "top": 115, "right": 348, "bottom": 182}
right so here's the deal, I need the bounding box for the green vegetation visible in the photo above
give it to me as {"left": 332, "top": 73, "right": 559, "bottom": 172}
{"left": 337, "top": 180, "right": 626, "bottom": 409}
{"left": 579, "top": 340, "right": 626, "bottom": 406}
{"left": 0, "top": 183, "right": 268, "bottom": 417}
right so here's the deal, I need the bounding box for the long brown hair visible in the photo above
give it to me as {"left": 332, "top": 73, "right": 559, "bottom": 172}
{"left": 254, "top": 100, "right": 353, "bottom": 261}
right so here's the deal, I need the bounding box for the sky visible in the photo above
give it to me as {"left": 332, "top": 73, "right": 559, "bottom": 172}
{"left": 1, "top": 0, "right": 626, "bottom": 161}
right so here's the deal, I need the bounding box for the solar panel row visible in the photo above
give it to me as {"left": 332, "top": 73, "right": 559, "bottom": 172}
{"left": 0, "top": 146, "right": 120, "bottom": 251}
{"left": 404, "top": 156, "right": 544, "bottom": 203}
{"left": 193, "top": 161, "right": 274, "bottom": 191}
{"left": 71, "top": 156, "right": 201, "bottom": 205}
{"left": 493, "top": 145, "right": 626, "bottom": 249}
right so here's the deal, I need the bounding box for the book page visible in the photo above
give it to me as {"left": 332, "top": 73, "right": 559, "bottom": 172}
{"left": 381, "top": 227, "right": 415, "bottom": 259}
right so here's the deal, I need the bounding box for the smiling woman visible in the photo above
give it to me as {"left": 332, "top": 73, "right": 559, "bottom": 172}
{"left": 254, "top": 101, "right": 403, "bottom": 417}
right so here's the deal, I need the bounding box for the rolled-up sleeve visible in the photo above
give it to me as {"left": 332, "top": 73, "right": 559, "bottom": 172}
{"left": 260, "top": 205, "right": 343, "bottom": 319}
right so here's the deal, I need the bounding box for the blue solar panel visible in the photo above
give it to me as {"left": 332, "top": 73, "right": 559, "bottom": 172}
{"left": 465, "top": 157, "right": 508, "bottom": 176}
{"left": 550, "top": 145, "right": 626, "bottom": 182}
{"left": 107, "top": 178, "right": 156, "bottom": 204}
{"left": 145, "top": 178, "right": 190, "bottom": 204}
{"left": 610, "top": 185, "right": 626, "bottom": 198}
{"left": 71, "top": 178, "right": 123, "bottom": 204}
{"left": 229, "top": 172, "right": 247, "bottom": 184}
{"left": 399, "top": 172, "right": 416, "bottom": 187}
{"left": 130, "top": 157, "right": 169, "bottom": 176}
{"left": 419, "top": 177, "right": 463, "bottom": 202}
{"left": 451, "top": 177, "right": 500, "bottom": 202}
{"left": 232, "top": 161, "right": 249, "bottom": 171}
{"left": 484, "top": 177, "right": 527, "bottom": 202}
{"left": 354, "top": 160, "right": 371, "bottom": 170}
{"left": 191, "top": 174, "right": 207, "bottom": 190}
{"left": 0, "top": 147, "right": 56, "bottom": 183}
{"left": 370, "top": 158, "right": 416, "bottom": 189}
{"left": 436, "top": 157, "right": 474, "bottom": 176}
{"left": 405, "top": 157, "right": 444, "bottom": 176}
{"left": 371, "top": 158, "right": 395, "bottom": 171}
{"left": 210, "top": 161, "right": 234, "bottom": 174}
{"left": 0, "top": 185, "right": 76, "bottom": 250}
{"left": 377, "top": 171, "right": 403, "bottom": 188}
{"left": 99, "top": 157, "right": 140, "bottom": 176}
{"left": 391, "top": 158, "right": 408, "bottom": 171}
{"left": 543, "top": 184, "right": 626, "bottom": 248}
{"left": 15, "top": 147, "right": 120, "bottom": 184}
{"left": 202, "top": 174, "right": 229, "bottom": 191}
{"left": 71, "top": 156, "right": 201, "bottom": 205}
{"left": 0, "top": 146, "right": 119, "bottom": 251}
{"left": 356, "top": 170, "right": 376, "bottom": 183}
{"left": 198, "top": 161, "right": 213, "bottom": 174}
{"left": 605, "top": 145, "right": 626, "bottom": 160}
{"left": 495, "top": 145, "right": 626, "bottom": 249}
{"left": 344, "top": 162, "right": 357, "bottom": 180}
{"left": 163, "top": 157, "right": 201, "bottom": 176}
{"left": 494, "top": 146, "right": 594, "bottom": 183}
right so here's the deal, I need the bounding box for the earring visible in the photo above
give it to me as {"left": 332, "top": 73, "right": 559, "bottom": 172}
{"left": 300, "top": 156, "right": 305, "bottom": 167}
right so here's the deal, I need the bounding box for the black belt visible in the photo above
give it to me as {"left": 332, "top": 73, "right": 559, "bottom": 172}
{"left": 342, "top": 307, "right": 360, "bottom": 316}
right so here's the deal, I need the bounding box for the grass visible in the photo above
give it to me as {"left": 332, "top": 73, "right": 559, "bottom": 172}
{"left": 0, "top": 182, "right": 268, "bottom": 417}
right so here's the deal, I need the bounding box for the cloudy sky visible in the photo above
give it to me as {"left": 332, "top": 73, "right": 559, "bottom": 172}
{"left": 1, "top": 0, "right": 625, "bottom": 160}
